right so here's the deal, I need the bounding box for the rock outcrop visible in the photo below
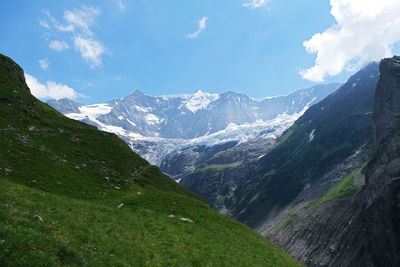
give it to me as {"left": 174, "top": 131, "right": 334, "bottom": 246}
{"left": 374, "top": 56, "right": 400, "bottom": 143}
{"left": 268, "top": 56, "right": 400, "bottom": 266}
{"left": 363, "top": 56, "right": 400, "bottom": 266}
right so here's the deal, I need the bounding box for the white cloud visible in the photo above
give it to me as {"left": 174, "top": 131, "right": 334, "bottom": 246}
{"left": 243, "top": 0, "right": 271, "bottom": 9}
{"left": 64, "top": 6, "right": 100, "bottom": 35}
{"left": 300, "top": 0, "right": 400, "bottom": 82}
{"left": 55, "top": 24, "right": 74, "bottom": 32}
{"left": 187, "top": 17, "right": 208, "bottom": 39}
{"left": 25, "top": 74, "right": 81, "bottom": 100}
{"left": 38, "top": 58, "right": 50, "bottom": 70}
{"left": 73, "top": 36, "right": 104, "bottom": 67}
{"left": 39, "top": 7, "right": 105, "bottom": 67}
{"left": 117, "top": 0, "right": 125, "bottom": 11}
{"left": 39, "top": 19, "right": 50, "bottom": 29}
{"left": 49, "top": 40, "right": 69, "bottom": 51}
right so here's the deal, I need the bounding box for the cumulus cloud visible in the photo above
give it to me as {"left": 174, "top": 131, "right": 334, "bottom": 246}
{"left": 38, "top": 58, "right": 50, "bottom": 70}
{"left": 300, "top": 0, "right": 400, "bottom": 82}
{"left": 73, "top": 36, "right": 104, "bottom": 67}
{"left": 25, "top": 74, "right": 81, "bottom": 100}
{"left": 64, "top": 6, "right": 100, "bottom": 36}
{"left": 39, "top": 6, "right": 105, "bottom": 67}
{"left": 117, "top": 0, "right": 125, "bottom": 11}
{"left": 55, "top": 24, "right": 74, "bottom": 32}
{"left": 49, "top": 40, "right": 69, "bottom": 51}
{"left": 39, "top": 19, "right": 50, "bottom": 29}
{"left": 243, "top": 0, "right": 271, "bottom": 9}
{"left": 187, "top": 17, "right": 208, "bottom": 39}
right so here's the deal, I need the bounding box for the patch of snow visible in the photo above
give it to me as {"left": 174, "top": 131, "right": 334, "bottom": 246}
{"left": 252, "top": 94, "right": 287, "bottom": 101}
{"left": 309, "top": 129, "right": 316, "bottom": 142}
{"left": 182, "top": 90, "right": 219, "bottom": 113}
{"left": 128, "top": 132, "right": 144, "bottom": 139}
{"left": 145, "top": 114, "right": 160, "bottom": 125}
{"left": 292, "top": 100, "right": 295, "bottom": 105}
{"left": 118, "top": 116, "right": 124, "bottom": 120}
{"left": 160, "top": 93, "right": 191, "bottom": 99}
{"left": 66, "top": 103, "right": 112, "bottom": 121}
{"left": 352, "top": 83, "right": 357, "bottom": 87}
{"left": 101, "top": 124, "right": 127, "bottom": 136}
{"left": 127, "top": 119, "right": 137, "bottom": 127}
{"left": 135, "top": 105, "right": 151, "bottom": 113}
{"left": 65, "top": 104, "right": 130, "bottom": 136}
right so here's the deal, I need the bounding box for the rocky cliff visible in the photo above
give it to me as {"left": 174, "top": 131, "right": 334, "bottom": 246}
{"left": 363, "top": 56, "right": 400, "bottom": 266}
{"left": 268, "top": 57, "right": 400, "bottom": 266}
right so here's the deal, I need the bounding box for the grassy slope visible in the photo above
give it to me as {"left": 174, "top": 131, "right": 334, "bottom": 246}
{"left": 270, "top": 159, "right": 369, "bottom": 234}
{"left": 0, "top": 54, "right": 301, "bottom": 266}
{"left": 233, "top": 63, "right": 378, "bottom": 226}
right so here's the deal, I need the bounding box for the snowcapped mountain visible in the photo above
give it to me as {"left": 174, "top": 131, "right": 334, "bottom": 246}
{"left": 48, "top": 84, "right": 340, "bottom": 165}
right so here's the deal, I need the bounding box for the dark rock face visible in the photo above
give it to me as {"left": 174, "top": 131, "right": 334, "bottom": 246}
{"left": 272, "top": 197, "right": 366, "bottom": 267}
{"left": 363, "top": 134, "right": 400, "bottom": 266}
{"left": 159, "top": 141, "right": 238, "bottom": 180}
{"left": 161, "top": 136, "right": 276, "bottom": 182}
{"left": 374, "top": 56, "right": 400, "bottom": 143}
{"left": 180, "top": 162, "right": 256, "bottom": 213}
{"left": 362, "top": 56, "right": 400, "bottom": 266}
{"left": 267, "top": 57, "right": 400, "bottom": 266}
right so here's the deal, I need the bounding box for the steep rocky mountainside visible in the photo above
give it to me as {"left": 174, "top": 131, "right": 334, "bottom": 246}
{"left": 180, "top": 62, "right": 379, "bottom": 222}
{"left": 160, "top": 136, "right": 276, "bottom": 181}
{"left": 265, "top": 57, "right": 400, "bottom": 266}
{"left": 0, "top": 54, "right": 302, "bottom": 266}
{"left": 48, "top": 84, "right": 340, "bottom": 165}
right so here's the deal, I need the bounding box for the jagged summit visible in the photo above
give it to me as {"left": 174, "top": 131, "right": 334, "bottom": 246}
{"left": 48, "top": 83, "right": 340, "bottom": 165}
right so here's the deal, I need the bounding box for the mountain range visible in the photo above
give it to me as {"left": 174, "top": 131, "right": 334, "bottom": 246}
{"left": 48, "top": 84, "right": 340, "bottom": 166}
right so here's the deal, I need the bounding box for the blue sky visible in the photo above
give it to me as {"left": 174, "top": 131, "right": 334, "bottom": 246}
{"left": 1, "top": 0, "right": 400, "bottom": 104}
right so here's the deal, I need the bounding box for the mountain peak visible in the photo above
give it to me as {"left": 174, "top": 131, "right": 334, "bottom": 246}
{"left": 0, "top": 54, "right": 30, "bottom": 96}
{"left": 184, "top": 90, "right": 219, "bottom": 113}
{"left": 129, "top": 89, "right": 145, "bottom": 97}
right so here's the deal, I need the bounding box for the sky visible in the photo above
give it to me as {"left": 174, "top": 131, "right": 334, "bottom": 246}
{"left": 1, "top": 0, "right": 400, "bottom": 104}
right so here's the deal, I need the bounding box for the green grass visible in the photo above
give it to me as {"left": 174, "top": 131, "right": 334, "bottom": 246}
{"left": 0, "top": 54, "right": 302, "bottom": 266}
{"left": 310, "top": 160, "right": 370, "bottom": 210}
{"left": 0, "top": 177, "right": 302, "bottom": 266}
{"left": 271, "top": 128, "right": 294, "bottom": 150}
{"left": 269, "top": 204, "right": 306, "bottom": 235}
{"left": 195, "top": 163, "right": 236, "bottom": 173}
{"left": 271, "top": 160, "right": 370, "bottom": 235}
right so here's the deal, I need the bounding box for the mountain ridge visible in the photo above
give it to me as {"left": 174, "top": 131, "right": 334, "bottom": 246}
{"left": 48, "top": 83, "right": 340, "bottom": 166}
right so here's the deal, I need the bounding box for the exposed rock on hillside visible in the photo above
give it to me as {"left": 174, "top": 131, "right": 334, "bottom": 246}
{"left": 268, "top": 57, "right": 400, "bottom": 266}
